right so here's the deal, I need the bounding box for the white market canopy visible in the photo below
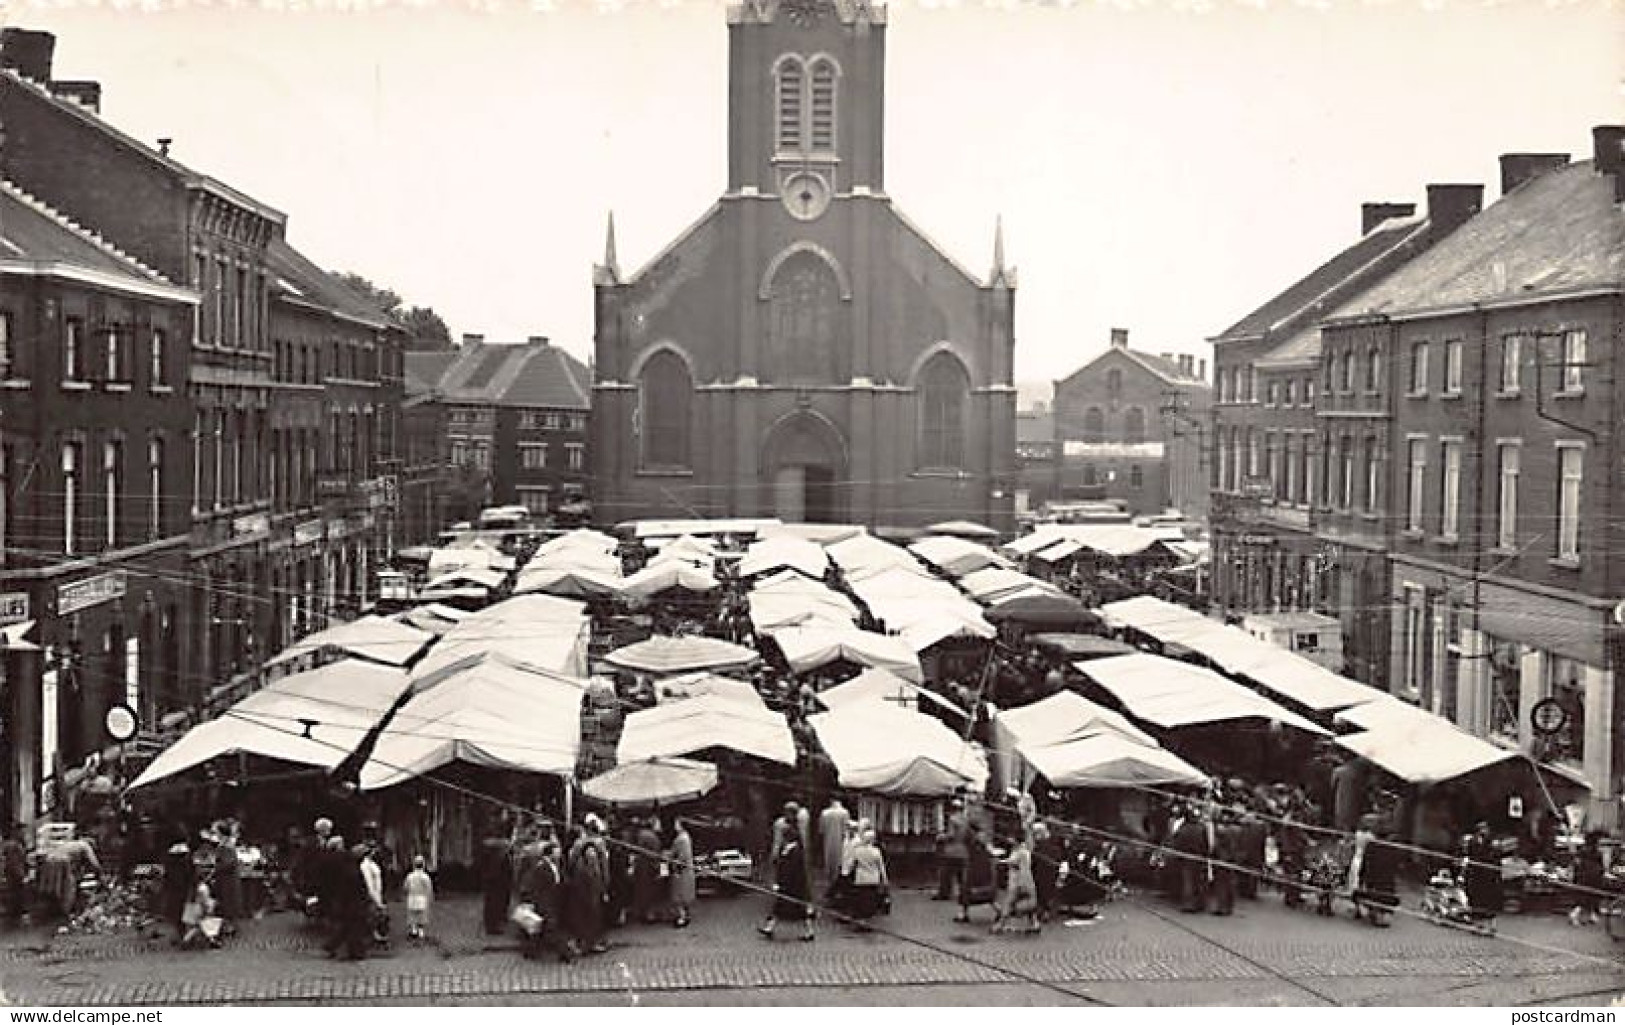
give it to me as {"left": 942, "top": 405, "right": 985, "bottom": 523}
{"left": 768, "top": 625, "right": 925, "bottom": 682}
{"left": 359, "top": 653, "right": 587, "bottom": 790}
{"left": 1020, "top": 734, "right": 1209, "bottom": 790}
{"left": 423, "top": 567, "right": 507, "bottom": 593}
{"left": 758, "top": 523, "right": 868, "bottom": 546}
{"left": 828, "top": 534, "right": 919, "bottom": 574}
{"left": 414, "top": 594, "right": 592, "bottom": 678}
{"left": 630, "top": 518, "right": 781, "bottom": 540}
{"left": 897, "top": 613, "right": 996, "bottom": 653}
{"left": 581, "top": 757, "right": 719, "bottom": 809}
{"left": 617, "top": 562, "right": 720, "bottom": 601}
{"left": 513, "top": 567, "right": 624, "bottom": 600}
{"left": 995, "top": 690, "right": 1158, "bottom": 750}
{"left": 737, "top": 536, "right": 830, "bottom": 580}
{"left": 654, "top": 672, "right": 765, "bottom": 705}
{"left": 818, "top": 667, "right": 966, "bottom": 717}
{"left": 1101, "top": 596, "right": 1381, "bottom": 714}
{"left": 1333, "top": 697, "right": 1528, "bottom": 785}
{"left": 605, "top": 635, "right": 760, "bottom": 675}
{"left": 264, "top": 615, "right": 434, "bottom": 670}
{"left": 1076, "top": 653, "right": 1330, "bottom": 736}
{"left": 128, "top": 661, "right": 412, "bottom": 790}
{"left": 394, "top": 603, "right": 469, "bottom": 636}
{"left": 618, "top": 694, "right": 796, "bottom": 766}
{"left": 523, "top": 546, "right": 623, "bottom": 576}
{"left": 959, "top": 567, "right": 1054, "bottom": 603}
{"left": 926, "top": 520, "right": 1001, "bottom": 540}
{"left": 427, "top": 543, "right": 516, "bottom": 578}
{"left": 1005, "top": 524, "right": 1184, "bottom": 560}
{"left": 748, "top": 591, "right": 859, "bottom": 633}
{"left": 534, "top": 529, "right": 619, "bottom": 557}
{"left": 908, "top": 536, "right": 1012, "bottom": 577}
{"left": 810, "top": 701, "right": 989, "bottom": 797}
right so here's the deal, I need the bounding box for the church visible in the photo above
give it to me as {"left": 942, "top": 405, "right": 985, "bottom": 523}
{"left": 591, "top": 0, "right": 1017, "bottom": 530}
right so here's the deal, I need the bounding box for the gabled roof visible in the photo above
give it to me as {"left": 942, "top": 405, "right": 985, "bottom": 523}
{"left": 404, "top": 351, "right": 456, "bottom": 396}
{"left": 0, "top": 178, "right": 193, "bottom": 300}
{"left": 498, "top": 344, "right": 591, "bottom": 411}
{"left": 266, "top": 237, "right": 392, "bottom": 331}
{"left": 435, "top": 343, "right": 534, "bottom": 404}
{"left": 1215, "top": 215, "right": 1427, "bottom": 343}
{"left": 1058, "top": 345, "right": 1210, "bottom": 391}
{"left": 2, "top": 69, "right": 286, "bottom": 226}
{"left": 1328, "top": 161, "right": 1623, "bottom": 321}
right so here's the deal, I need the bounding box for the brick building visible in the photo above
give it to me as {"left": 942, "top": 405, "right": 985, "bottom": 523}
{"left": 1324, "top": 131, "right": 1625, "bottom": 813}
{"left": 0, "top": 28, "right": 410, "bottom": 821}
{"left": 1209, "top": 184, "right": 1482, "bottom": 655}
{"left": 1052, "top": 328, "right": 1209, "bottom": 518}
{"left": 0, "top": 178, "right": 198, "bottom": 826}
{"left": 413, "top": 337, "right": 590, "bottom": 526}
{"left": 591, "top": 0, "right": 1017, "bottom": 531}
{"left": 402, "top": 350, "right": 456, "bottom": 545}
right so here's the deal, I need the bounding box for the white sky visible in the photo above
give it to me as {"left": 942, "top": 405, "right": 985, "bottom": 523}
{"left": 16, "top": 0, "right": 1622, "bottom": 387}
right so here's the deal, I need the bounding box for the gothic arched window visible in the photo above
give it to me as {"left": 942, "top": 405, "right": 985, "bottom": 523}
{"left": 1124, "top": 406, "right": 1147, "bottom": 444}
{"left": 918, "top": 352, "right": 970, "bottom": 470}
{"left": 639, "top": 350, "right": 692, "bottom": 470}
{"left": 808, "top": 57, "right": 838, "bottom": 152}
{"left": 775, "top": 56, "right": 805, "bottom": 153}
{"left": 768, "top": 251, "right": 842, "bottom": 384}
{"left": 1082, "top": 407, "right": 1104, "bottom": 443}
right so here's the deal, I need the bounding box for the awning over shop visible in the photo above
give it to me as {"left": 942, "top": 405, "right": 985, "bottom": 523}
{"left": 1020, "top": 734, "right": 1209, "bottom": 790}
{"left": 1332, "top": 697, "right": 1528, "bottom": 785}
{"left": 605, "top": 635, "right": 760, "bottom": 675}
{"left": 1101, "top": 596, "right": 1381, "bottom": 714}
{"left": 264, "top": 615, "right": 435, "bottom": 670}
{"left": 618, "top": 694, "right": 796, "bottom": 766}
{"left": 128, "top": 661, "right": 412, "bottom": 790}
{"left": 818, "top": 667, "right": 967, "bottom": 717}
{"left": 1076, "top": 653, "right": 1330, "bottom": 736}
{"left": 809, "top": 702, "right": 988, "bottom": 797}
{"left": 359, "top": 653, "right": 587, "bottom": 790}
{"left": 767, "top": 625, "right": 925, "bottom": 683}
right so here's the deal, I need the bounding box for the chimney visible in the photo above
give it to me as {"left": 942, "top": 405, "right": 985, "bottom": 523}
{"left": 1594, "top": 126, "right": 1625, "bottom": 203}
{"left": 48, "top": 80, "right": 100, "bottom": 114}
{"left": 0, "top": 28, "right": 55, "bottom": 83}
{"left": 527, "top": 335, "right": 549, "bottom": 347}
{"left": 1361, "top": 202, "right": 1416, "bottom": 235}
{"left": 1426, "top": 183, "right": 1484, "bottom": 235}
{"left": 1197, "top": 358, "right": 1207, "bottom": 381}
{"left": 157, "top": 138, "right": 173, "bottom": 157}
{"left": 1499, "top": 153, "right": 1570, "bottom": 196}
{"left": 461, "top": 333, "right": 484, "bottom": 348}
{"left": 1110, "top": 328, "right": 1129, "bottom": 350}
{"left": 1178, "top": 354, "right": 1194, "bottom": 376}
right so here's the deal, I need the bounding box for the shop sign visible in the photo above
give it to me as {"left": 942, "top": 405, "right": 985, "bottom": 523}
{"left": 294, "top": 520, "right": 325, "bottom": 546}
{"left": 1238, "top": 534, "right": 1278, "bottom": 547}
{"left": 58, "top": 571, "right": 127, "bottom": 616}
{"left": 316, "top": 475, "right": 354, "bottom": 500}
{"left": 1240, "top": 477, "right": 1275, "bottom": 499}
{"left": 0, "top": 593, "right": 29, "bottom": 626}
{"left": 233, "top": 513, "right": 270, "bottom": 539}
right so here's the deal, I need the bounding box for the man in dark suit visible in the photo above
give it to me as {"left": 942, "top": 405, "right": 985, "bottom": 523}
{"left": 1168, "top": 807, "right": 1209, "bottom": 913}
{"left": 518, "top": 842, "right": 567, "bottom": 961}
{"left": 1208, "top": 814, "right": 1241, "bottom": 916}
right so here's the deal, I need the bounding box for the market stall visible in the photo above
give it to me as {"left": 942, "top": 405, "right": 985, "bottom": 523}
{"left": 736, "top": 536, "right": 830, "bottom": 581}
{"left": 617, "top": 695, "right": 797, "bottom": 767}
{"left": 909, "top": 536, "right": 1012, "bottom": 578}
{"left": 604, "top": 635, "right": 760, "bottom": 675}
{"left": 764, "top": 625, "right": 925, "bottom": 683}
{"left": 262, "top": 615, "right": 435, "bottom": 677}
{"left": 817, "top": 667, "right": 967, "bottom": 718}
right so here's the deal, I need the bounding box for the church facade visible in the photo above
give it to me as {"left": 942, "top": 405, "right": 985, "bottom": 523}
{"left": 591, "top": 0, "right": 1016, "bottom": 531}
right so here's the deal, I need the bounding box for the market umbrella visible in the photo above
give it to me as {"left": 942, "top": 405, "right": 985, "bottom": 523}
{"left": 605, "top": 635, "right": 760, "bottom": 675}
{"left": 984, "top": 592, "right": 1102, "bottom": 631}
{"left": 580, "top": 757, "right": 719, "bottom": 809}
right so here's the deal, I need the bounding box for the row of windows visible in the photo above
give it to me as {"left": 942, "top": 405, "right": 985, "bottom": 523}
{"left": 8, "top": 315, "right": 172, "bottom": 387}
{"left": 775, "top": 55, "right": 839, "bottom": 155}
{"left": 1074, "top": 406, "right": 1148, "bottom": 444}
{"left": 518, "top": 411, "right": 588, "bottom": 432}
{"left": 0, "top": 435, "right": 171, "bottom": 560}
{"left": 1323, "top": 329, "right": 1587, "bottom": 400}
{"left": 189, "top": 407, "right": 395, "bottom": 515}
{"left": 1077, "top": 464, "right": 1146, "bottom": 489}
{"left": 273, "top": 335, "right": 395, "bottom": 385}
{"left": 635, "top": 350, "right": 972, "bottom": 472}
{"left": 515, "top": 483, "right": 588, "bottom": 517}
{"left": 193, "top": 253, "right": 267, "bottom": 351}
{"left": 1403, "top": 439, "right": 1582, "bottom": 561}
{"left": 519, "top": 443, "right": 586, "bottom": 471}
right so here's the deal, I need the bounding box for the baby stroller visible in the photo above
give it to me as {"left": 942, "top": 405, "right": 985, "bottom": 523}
{"left": 1056, "top": 845, "right": 1120, "bottom": 919}
{"left": 1422, "top": 870, "right": 1476, "bottom": 927}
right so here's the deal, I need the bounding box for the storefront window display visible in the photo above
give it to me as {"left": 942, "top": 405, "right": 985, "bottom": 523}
{"left": 1488, "top": 638, "right": 1521, "bottom": 746}
{"left": 1538, "top": 654, "right": 1585, "bottom": 769}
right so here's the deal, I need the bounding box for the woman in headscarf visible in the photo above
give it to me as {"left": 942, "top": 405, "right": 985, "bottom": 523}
{"left": 758, "top": 820, "right": 815, "bottom": 941}
{"left": 667, "top": 818, "right": 696, "bottom": 929}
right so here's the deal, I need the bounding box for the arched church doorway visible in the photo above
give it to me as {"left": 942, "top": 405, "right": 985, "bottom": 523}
{"left": 762, "top": 412, "right": 846, "bottom": 524}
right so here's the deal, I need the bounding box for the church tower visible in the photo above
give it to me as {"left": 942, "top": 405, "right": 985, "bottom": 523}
{"left": 592, "top": 0, "right": 1016, "bottom": 530}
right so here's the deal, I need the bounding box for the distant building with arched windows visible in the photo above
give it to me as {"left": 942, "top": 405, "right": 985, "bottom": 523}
{"left": 1052, "top": 327, "right": 1210, "bottom": 518}
{"left": 590, "top": 0, "right": 1016, "bottom": 529}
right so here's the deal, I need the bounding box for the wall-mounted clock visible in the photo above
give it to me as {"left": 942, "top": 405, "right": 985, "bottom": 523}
{"left": 782, "top": 170, "right": 831, "bottom": 221}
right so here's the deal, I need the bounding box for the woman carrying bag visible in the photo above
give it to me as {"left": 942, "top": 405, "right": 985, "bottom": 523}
{"left": 846, "top": 829, "right": 889, "bottom": 931}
